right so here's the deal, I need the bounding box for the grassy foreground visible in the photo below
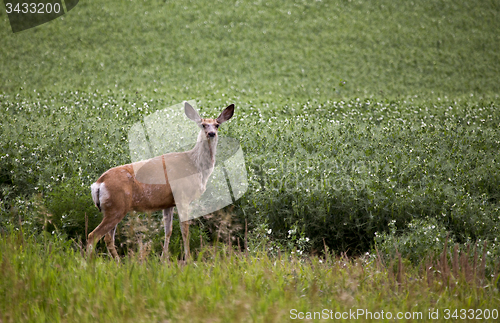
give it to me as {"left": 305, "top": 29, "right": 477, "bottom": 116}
{"left": 1, "top": 231, "right": 499, "bottom": 322}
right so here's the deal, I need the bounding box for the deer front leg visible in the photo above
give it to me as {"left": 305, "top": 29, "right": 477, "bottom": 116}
{"left": 181, "top": 220, "right": 190, "bottom": 260}
{"left": 161, "top": 207, "right": 174, "bottom": 260}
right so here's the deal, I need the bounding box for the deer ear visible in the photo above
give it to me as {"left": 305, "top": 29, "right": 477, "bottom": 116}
{"left": 217, "top": 104, "right": 234, "bottom": 124}
{"left": 184, "top": 102, "right": 201, "bottom": 123}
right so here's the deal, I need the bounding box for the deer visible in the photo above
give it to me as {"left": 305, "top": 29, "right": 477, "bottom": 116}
{"left": 88, "top": 102, "right": 235, "bottom": 260}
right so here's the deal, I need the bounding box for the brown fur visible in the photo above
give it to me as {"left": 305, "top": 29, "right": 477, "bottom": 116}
{"left": 87, "top": 103, "right": 234, "bottom": 260}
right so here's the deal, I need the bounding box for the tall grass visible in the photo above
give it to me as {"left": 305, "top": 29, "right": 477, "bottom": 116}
{"left": 1, "top": 230, "right": 499, "bottom": 322}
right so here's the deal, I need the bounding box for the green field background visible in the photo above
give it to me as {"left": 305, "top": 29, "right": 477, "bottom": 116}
{"left": 1, "top": 0, "right": 499, "bottom": 100}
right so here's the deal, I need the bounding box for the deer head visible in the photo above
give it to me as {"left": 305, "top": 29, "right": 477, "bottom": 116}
{"left": 184, "top": 102, "right": 234, "bottom": 141}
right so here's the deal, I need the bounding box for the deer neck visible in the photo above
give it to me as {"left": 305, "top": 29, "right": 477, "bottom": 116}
{"left": 189, "top": 130, "right": 217, "bottom": 176}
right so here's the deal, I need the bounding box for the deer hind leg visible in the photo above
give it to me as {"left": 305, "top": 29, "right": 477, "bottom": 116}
{"left": 161, "top": 207, "right": 174, "bottom": 260}
{"left": 181, "top": 220, "right": 191, "bottom": 260}
{"left": 87, "top": 208, "right": 127, "bottom": 259}
{"left": 104, "top": 225, "right": 119, "bottom": 259}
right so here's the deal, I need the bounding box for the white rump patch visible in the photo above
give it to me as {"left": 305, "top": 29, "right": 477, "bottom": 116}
{"left": 90, "top": 182, "right": 100, "bottom": 208}
{"left": 91, "top": 182, "right": 110, "bottom": 210}
{"left": 99, "top": 183, "right": 110, "bottom": 204}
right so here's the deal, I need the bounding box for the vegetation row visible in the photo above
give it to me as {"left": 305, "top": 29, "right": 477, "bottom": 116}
{"left": 1, "top": 92, "right": 498, "bottom": 261}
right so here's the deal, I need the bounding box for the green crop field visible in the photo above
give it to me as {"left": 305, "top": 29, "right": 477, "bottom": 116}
{"left": 2, "top": 0, "right": 500, "bottom": 100}
{"left": 1, "top": 0, "right": 500, "bottom": 321}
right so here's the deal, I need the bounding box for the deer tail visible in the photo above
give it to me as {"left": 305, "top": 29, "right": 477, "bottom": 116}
{"left": 91, "top": 182, "right": 102, "bottom": 212}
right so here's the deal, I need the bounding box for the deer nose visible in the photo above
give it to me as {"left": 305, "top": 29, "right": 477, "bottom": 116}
{"left": 208, "top": 132, "right": 216, "bottom": 138}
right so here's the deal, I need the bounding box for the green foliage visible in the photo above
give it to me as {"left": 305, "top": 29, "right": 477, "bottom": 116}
{"left": 0, "top": 91, "right": 141, "bottom": 199}
{"left": 1, "top": 92, "right": 499, "bottom": 256}
{"left": 44, "top": 176, "right": 101, "bottom": 238}
{"left": 247, "top": 221, "right": 311, "bottom": 256}
{"left": 236, "top": 98, "right": 500, "bottom": 253}
{"left": 1, "top": 0, "right": 499, "bottom": 100}
{"left": 374, "top": 217, "right": 500, "bottom": 279}
{"left": 374, "top": 218, "right": 454, "bottom": 264}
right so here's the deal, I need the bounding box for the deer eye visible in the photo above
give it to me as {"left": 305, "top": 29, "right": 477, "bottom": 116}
{"left": 215, "top": 124, "right": 219, "bottom": 128}
{"left": 202, "top": 124, "right": 206, "bottom": 128}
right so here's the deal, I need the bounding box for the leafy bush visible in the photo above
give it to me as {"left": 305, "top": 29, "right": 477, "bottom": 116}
{"left": 246, "top": 221, "right": 311, "bottom": 257}
{"left": 235, "top": 98, "right": 500, "bottom": 254}
{"left": 374, "top": 218, "right": 454, "bottom": 264}
{"left": 373, "top": 217, "right": 500, "bottom": 280}
{"left": 43, "top": 176, "right": 101, "bottom": 239}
